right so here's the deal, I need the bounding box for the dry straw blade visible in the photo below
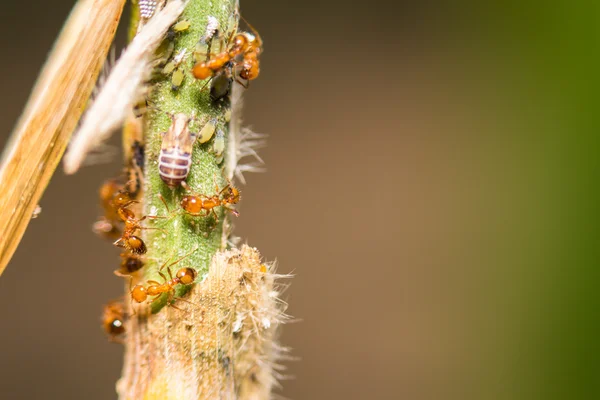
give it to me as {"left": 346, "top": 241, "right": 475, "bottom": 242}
{"left": 0, "top": 0, "right": 126, "bottom": 277}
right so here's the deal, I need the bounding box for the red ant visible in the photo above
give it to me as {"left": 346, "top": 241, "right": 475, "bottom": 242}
{"left": 130, "top": 249, "right": 198, "bottom": 307}
{"left": 180, "top": 179, "right": 240, "bottom": 224}
{"left": 113, "top": 196, "right": 171, "bottom": 255}
{"left": 93, "top": 179, "right": 140, "bottom": 240}
{"left": 192, "top": 17, "right": 262, "bottom": 86}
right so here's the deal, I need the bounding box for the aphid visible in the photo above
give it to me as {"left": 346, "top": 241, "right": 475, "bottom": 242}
{"left": 180, "top": 179, "right": 240, "bottom": 223}
{"left": 213, "top": 129, "right": 226, "bottom": 163}
{"left": 210, "top": 68, "right": 233, "bottom": 103}
{"left": 193, "top": 16, "right": 221, "bottom": 65}
{"left": 102, "top": 301, "right": 126, "bottom": 340}
{"left": 130, "top": 252, "right": 198, "bottom": 304}
{"left": 158, "top": 113, "right": 198, "bottom": 187}
{"left": 115, "top": 252, "right": 145, "bottom": 276}
{"left": 158, "top": 18, "right": 191, "bottom": 68}
{"left": 198, "top": 118, "right": 218, "bottom": 144}
{"left": 172, "top": 19, "right": 191, "bottom": 33}
{"left": 163, "top": 48, "right": 188, "bottom": 91}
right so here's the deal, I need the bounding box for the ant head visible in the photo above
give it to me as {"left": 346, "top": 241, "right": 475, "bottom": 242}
{"left": 112, "top": 190, "right": 132, "bottom": 208}
{"left": 100, "top": 179, "right": 120, "bottom": 202}
{"left": 224, "top": 186, "right": 241, "bottom": 204}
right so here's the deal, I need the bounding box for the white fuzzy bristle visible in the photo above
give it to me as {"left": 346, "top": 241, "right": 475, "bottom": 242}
{"left": 226, "top": 83, "right": 268, "bottom": 184}
{"left": 63, "top": 0, "right": 187, "bottom": 174}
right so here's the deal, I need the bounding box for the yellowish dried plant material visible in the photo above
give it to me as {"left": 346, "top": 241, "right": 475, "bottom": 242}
{"left": 118, "top": 245, "right": 288, "bottom": 400}
{"left": 0, "top": 0, "right": 126, "bottom": 276}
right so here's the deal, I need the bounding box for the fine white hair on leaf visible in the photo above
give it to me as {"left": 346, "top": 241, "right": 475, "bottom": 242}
{"left": 226, "top": 82, "right": 267, "bottom": 184}
{"left": 63, "top": 0, "right": 187, "bottom": 175}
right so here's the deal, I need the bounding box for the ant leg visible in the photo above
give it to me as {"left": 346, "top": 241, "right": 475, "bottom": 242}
{"left": 226, "top": 206, "right": 240, "bottom": 217}
{"left": 214, "top": 177, "right": 219, "bottom": 194}
{"left": 169, "top": 298, "right": 197, "bottom": 311}
{"left": 214, "top": 175, "right": 232, "bottom": 197}
{"left": 114, "top": 270, "right": 131, "bottom": 278}
{"left": 156, "top": 193, "right": 178, "bottom": 218}
{"left": 211, "top": 208, "right": 220, "bottom": 225}
{"left": 235, "top": 77, "right": 249, "bottom": 89}
{"left": 204, "top": 210, "right": 219, "bottom": 233}
{"left": 240, "top": 15, "right": 263, "bottom": 46}
{"left": 168, "top": 302, "right": 184, "bottom": 312}
{"left": 119, "top": 200, "right": 140, "bottom": 209}
{"left": 174, "top": 297, "right": 198, "bottom": 307}
{"left": 127, "top": 277, "right": 137, "bottom": 316}
{"left": 156, "top": 254, "right": 173, "bottom": 272}
{"left": 180, "top": 180, "right": 194, "bottom": 193}
{"left": 198, "top": 77, "right": 213, "bottom": 92}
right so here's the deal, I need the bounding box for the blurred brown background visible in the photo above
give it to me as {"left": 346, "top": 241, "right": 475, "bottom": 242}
{"left": 1, "top": 1, "right": 597, "bottom": 399}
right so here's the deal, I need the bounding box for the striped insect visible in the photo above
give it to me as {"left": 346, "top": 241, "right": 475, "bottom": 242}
{"left": 158, "top": 113, "right": 197, "bottom": 187}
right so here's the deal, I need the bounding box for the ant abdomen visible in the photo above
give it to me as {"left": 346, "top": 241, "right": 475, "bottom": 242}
{"left": 158, "top": 148, "right": 192, "bottom": 187}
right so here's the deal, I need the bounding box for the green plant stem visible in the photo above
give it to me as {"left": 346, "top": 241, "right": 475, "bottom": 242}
{"left": 142, "top": 0, "right": 236, "bottom": 312}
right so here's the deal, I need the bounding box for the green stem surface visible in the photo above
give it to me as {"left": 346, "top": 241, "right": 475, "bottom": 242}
{"left": 142, "top": 0, "right": 237, "bottom": 313}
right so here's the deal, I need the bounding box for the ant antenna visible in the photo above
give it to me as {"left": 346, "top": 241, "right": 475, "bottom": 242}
{"left": 158, "top": 246, "right": 200, "bottom": 272}
{"left": 145, "top": 100, "right": 172, "bottom": 118}
{"left": 239, "top": 15, "right": 262, "bottom": 46}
